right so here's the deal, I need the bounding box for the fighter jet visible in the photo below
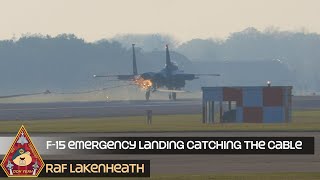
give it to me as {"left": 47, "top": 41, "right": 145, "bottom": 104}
{"left": 94, "top": 44, "right": 219, "bottom": 100}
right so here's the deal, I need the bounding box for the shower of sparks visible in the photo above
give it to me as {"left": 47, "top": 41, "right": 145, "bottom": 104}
{"left": 134, "top": 76, "right": 153, "bottom": 90}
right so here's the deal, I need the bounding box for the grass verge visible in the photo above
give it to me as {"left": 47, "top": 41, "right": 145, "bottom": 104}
{"left": 0, "top": 110, "right": 319, "bottom": 132}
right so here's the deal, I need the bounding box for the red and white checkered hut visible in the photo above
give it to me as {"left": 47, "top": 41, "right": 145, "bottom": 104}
{"left": 202, "top": 86, "right": 292, "bottom": 123}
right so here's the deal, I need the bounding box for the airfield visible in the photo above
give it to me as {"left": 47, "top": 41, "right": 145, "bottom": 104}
{"left": 0, "top": 96, "right": 319, "bottom": 120}
{"left": 0, "top": 99, "right": 200, "bottom": 120}
{"left": 0, "top": 96, "right": 320, "bottom": 179}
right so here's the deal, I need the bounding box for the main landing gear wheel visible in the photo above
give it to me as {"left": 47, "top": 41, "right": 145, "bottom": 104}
{"left": 172, "top": 92, "right": 177, "bottom": 101}
{"left": 169, "top": 92, "right": 177, "bottom": 101}
{"left": 145, "top": 90, "right": 150, "bottom": 101}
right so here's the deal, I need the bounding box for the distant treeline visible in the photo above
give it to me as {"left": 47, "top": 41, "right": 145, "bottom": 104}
{"left": 0, "top": 28, "right": 319, "bottom": 95}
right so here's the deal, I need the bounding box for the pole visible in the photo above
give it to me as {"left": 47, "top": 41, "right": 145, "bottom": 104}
{"left": 146, "top": 110, "right": 152, "bottom": 124}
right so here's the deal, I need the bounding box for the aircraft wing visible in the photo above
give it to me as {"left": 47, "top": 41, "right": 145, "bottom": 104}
{"left": 0, "top": 91, "right": 50, "bottom": 99}
{"left": 93, "top": 74, "right": 137, "bottom": 81}
{"left": 194, "top": 73, "right": 220, "bottom": 77}
{"left": 173, "top": 73, "right": 220, "bottom": 80}
{"left": 157, "top": 89, "right": 190, "bottom": 93}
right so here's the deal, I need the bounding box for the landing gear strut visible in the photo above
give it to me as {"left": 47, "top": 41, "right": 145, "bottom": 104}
{"left": 169, "top": 92, "right": 177, "bottom": 101}
{"left": 172, "top": 92, "right": 176, "bottom": 100}
{"left": 145, "top": 90, "right": 151, "bottom": 101}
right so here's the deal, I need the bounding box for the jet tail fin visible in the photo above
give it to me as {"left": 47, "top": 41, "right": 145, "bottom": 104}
{"left": 132, "top": 44, "right": 138, "bottom": 75}
{"left": 166, "top": 44, "right": 171, "bottom": 67}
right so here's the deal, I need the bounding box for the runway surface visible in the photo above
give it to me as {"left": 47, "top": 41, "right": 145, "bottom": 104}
{"left": 0, "top": 96, "right": 319, "bottom": 120}
{"left": 1, "top": 131, "right": 318, "bottom": 174}
{"left": 0, "top": 100, "right": 200, "bottom": 120}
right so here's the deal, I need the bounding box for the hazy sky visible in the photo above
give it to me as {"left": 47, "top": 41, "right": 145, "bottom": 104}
{"left": 0, "top": 0, "right": 319, "bottom": 42}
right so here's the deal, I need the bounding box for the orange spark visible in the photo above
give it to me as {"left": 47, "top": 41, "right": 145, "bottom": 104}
{"left": 134, "top": 76, "right": 153, "bottom": 90}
